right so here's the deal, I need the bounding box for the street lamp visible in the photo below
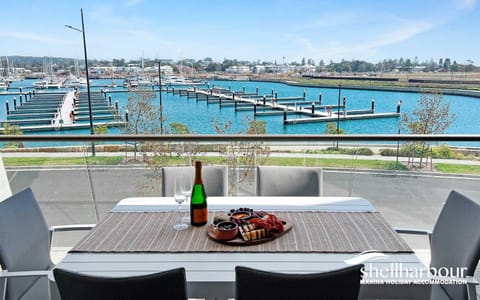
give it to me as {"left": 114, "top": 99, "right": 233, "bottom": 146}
{"left": 158, "top": 61, "right": 163, "bottom": 134}
{"left": 336, "top": 84, "right": 341, "bottom": 149}
{"left": 65, "top": 8, "right": 95, "bottom": 156}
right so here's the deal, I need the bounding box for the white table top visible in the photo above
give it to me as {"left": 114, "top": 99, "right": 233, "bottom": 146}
{"left": 113, "top": 196, "right": 376, "bottom": 212}
{"left": 56, "top": 197, "right": 430, "bottom": 299}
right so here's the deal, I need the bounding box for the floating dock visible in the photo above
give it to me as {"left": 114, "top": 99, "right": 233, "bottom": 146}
{"left": 166, "top": 86, "right": 401, "bottom": 126}
{"left": 1, "top": 90, "right": 125, "bottom": 132}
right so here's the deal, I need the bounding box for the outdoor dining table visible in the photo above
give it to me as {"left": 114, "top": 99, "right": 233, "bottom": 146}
{"left": 53, "top": 196, "right": 431, "bottom": 300}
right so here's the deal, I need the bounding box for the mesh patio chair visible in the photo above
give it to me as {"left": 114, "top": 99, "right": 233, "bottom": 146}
{"left": 0, "top": 188, "right": 94, "bottom": 300}
{"left": 396, "top": 190, "right": 480, "bottom": 300}
{"left": 161, "top": 165, "right": 228, "bottom": 197}
{"left": 256, "top": 166, "right": 323, "bottom": 196}
{"left": 235, "top": 264, "right": 364, "bottom": 300}
{"left": 53, "top": 267, "right": 187, "bottom": 300}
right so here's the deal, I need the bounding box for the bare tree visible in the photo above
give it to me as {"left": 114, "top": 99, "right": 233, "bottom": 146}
{"left": 123, "top": 90, "right": 163, "bottom": 160}
{"left": 212, "top": 116, "right": 270, "bottom": 195}
{"left": 402, "top": 90, "right": 456, "bottom": 168}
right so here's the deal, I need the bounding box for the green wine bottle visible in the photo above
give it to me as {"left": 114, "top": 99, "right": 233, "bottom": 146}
{"left": 190, "top": 161, "right": 208, "bottom": 226}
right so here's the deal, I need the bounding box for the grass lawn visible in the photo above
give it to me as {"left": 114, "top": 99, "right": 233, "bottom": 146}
{"left": 434, "top": 163, "right": 480, "bottom": 175}
{"left": 7, "top": 155, "right": 480, "bottom": 175}
{"left": 263, "top": 157, "right": 408, "bottom": 170}
{"left": 3, "top": 156, "right": 124, "bottom": 166}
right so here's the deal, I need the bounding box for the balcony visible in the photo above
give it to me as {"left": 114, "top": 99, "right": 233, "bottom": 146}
{"left": 1, "top": 134, "right": 479, "bottom": 298}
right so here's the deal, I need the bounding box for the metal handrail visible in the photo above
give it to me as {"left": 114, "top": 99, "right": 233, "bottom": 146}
{"left": 0, "top": 134, "right": 480, "bottom": 143}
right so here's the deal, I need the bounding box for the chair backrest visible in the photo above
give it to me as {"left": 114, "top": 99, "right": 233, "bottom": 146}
{"left": 429, "top": 190, "right": 480, "bottom": 300}
{"left": 53, "top": 267, "right": 187, "bottom": 300}
{"left": 0, "top": 153, "right": 12, "bottom": 201}
{"left": 235, "top": 264, "right": 364, "bottom": 300}
{"left": 256, "top": 166, "right": 323, "bottom": 196}
{"left": 0, "top": 188, "right": 53, "bottom": 300}
{"left": 161, "top": 165, "right": 228, "bottom": 196}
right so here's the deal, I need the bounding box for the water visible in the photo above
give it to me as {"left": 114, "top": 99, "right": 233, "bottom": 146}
{"left": 1, "top": 79, "right": 480, "bottom": 139}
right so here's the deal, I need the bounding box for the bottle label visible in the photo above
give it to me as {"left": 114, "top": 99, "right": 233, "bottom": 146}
{"left": 193, "top": 208, "right": 208, "bottom": 224}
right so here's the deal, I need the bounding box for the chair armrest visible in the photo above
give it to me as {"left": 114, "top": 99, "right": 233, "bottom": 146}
{"left": 49, "top": 224, "right": 95, "bottom": 244}
{"left": 49, "top": 224, "right": 95, "bottom": 233}
{"left": 394, "top": 227, "right": 432, "bottom": 235}
{"left": 394, "top": 227, "right": 432, "bottom": 245}
{"left": 1, "top": 270, "right": 51, "bottom": 300}
{"left": 465, "top": 275, "right": 479, "bottom": 285}
{"left": 0, "top": 270, "right": 51, "bottom": 279}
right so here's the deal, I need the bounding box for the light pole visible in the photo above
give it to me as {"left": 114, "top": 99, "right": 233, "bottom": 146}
{"left": 158, "top": 61, "right": 163, "bottom": 134}
{"left": 336, "top": 84, "right": 341, "bottom": 149}
{"left": 65, "top": 8, "right": 95, "bottom": 156}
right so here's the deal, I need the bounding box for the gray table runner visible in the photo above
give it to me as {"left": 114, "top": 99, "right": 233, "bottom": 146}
{"left": 71, "top": 211, "right": 412, "bottom": 253}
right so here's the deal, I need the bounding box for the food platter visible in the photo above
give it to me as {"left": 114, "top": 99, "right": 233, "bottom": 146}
{"left": 207, "top": 220, "right": 292, "bottom": 245}
{"left": 207, "top": 208, "right": 293, "bottom": 246}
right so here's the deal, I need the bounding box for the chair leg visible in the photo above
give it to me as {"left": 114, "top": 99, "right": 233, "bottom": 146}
{"left": 466, "top": 282, "right": 477, "bottom": 300}
{"left": 2, "top": 277, "right": 6, "bottom": 300}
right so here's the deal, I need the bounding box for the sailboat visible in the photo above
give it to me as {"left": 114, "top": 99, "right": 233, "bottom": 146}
{"left": 34, "top": 58, "right": 64, "bottom": 89}
{"left": 0, "top": 78, "right": 9, "bottom": 90}
{"left": 64, "top": 60, "right": 87, "bottom": 88}
{"left": 137, "top": 56, "right": 152, "bottom": 86}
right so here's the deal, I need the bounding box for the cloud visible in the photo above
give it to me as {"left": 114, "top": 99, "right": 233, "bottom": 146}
{"left": 299, "top": 12, "right": 362, "bottom": 30}
{"left": 124, "top": 0, "right": 143, "bottom": 7}
{"left": 90, "top": 4, "right": 150, "bottom": 28}
{"left": 0, "top": 31, "right": 62, "bottom": 43}
{"left": 287, "top": 20, "right": 433, "bottom": 61}
{"left": 451, "top": 0, "right": 476, "bottom": 9}
{"left": 361, "top": 21, "right": 433, "bottom": 49}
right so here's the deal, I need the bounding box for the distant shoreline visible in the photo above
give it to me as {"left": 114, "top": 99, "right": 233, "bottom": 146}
{"left": 250, "top": 78, "right": 480, "bottom": 99}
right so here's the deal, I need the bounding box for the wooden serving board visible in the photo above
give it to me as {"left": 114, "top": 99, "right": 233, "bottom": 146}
{"left": 207, "top": 220, "right": 292, "bottom": 246}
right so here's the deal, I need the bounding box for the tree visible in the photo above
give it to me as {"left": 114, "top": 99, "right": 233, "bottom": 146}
{"left": 324, "top": 122, "right": 345, "bottom": 149}
{"left": 443, "top": 58, "right": 451, "bottom": 71}
{"left": 402, "top": 90, "right": 456, "bottom": 168}
{"left": 212, "top": 117, "right": 270, "bottom": 194}
{"left": 166, "top": 122, "right": 201, "bottom": 165}
{"left": 123, "top": 90, "right": 163, "bottom": 160}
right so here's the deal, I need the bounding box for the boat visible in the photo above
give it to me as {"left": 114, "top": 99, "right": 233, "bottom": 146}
{"left": 108, "top": 80, "right": 117, "bottom": 88}
{"left": 64, "top": 61, "right": 88, "bottom": 88}
{"left": 161, "top": 75, "right": 204, "bottom": 86}
{"left": 0, "top": 79, "right": 8, "bottom": 90}
{"left": 34, "top": 76, "right": 63, "bottom": 89}
{"left": 34, "top": 58, "right": 63, "bottom": 89}
{"left": 137, "top": 77, "right": 153, "bottom": 86}
{"left": 123, "top": 78, "right": 138, "bottom": 89}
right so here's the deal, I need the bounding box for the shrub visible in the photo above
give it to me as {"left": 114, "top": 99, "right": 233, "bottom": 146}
{"left": 353, "top": 148, "right": 374, "bottom": 155}
{"left": 322, "top": 147, "right": 374, "bottom": 155}
{"left": 431, "top": 144, "right": 458, "bottom": 159}
{"left": 380, "top": 148, "right": 398, "bottom": 156}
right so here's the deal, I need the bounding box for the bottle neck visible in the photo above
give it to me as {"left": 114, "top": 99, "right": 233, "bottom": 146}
{"left": 194, "top": 164, "right": 203, "bottom": 184}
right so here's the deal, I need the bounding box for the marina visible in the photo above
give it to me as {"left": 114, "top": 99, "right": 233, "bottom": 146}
{"left": 1, "top": 79, "right": 480, "bottom": 137}
{"left": 167, "top": 86, "right": 400, "bottom": 125}
{"left": 1, "top": 88, "right": 124, "bottom": 132}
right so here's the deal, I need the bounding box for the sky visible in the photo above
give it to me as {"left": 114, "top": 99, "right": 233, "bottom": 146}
{"left": 0, "top": 0, "right": 479, "bottom": 64}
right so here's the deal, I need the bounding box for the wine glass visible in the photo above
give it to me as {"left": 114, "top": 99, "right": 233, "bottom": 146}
{"left": 173, "top": 176, "right": 188, "bottom": 230}
{"left": 181, "top": 174, "right": 193, "bottom": 223}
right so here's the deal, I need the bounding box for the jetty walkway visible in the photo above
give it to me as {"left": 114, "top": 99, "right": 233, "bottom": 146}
{"left": 1, "top": 90, "right": 125, "bottom": 132}
{"left": 166, "top": 86, "right": 401, "bottom": 125}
